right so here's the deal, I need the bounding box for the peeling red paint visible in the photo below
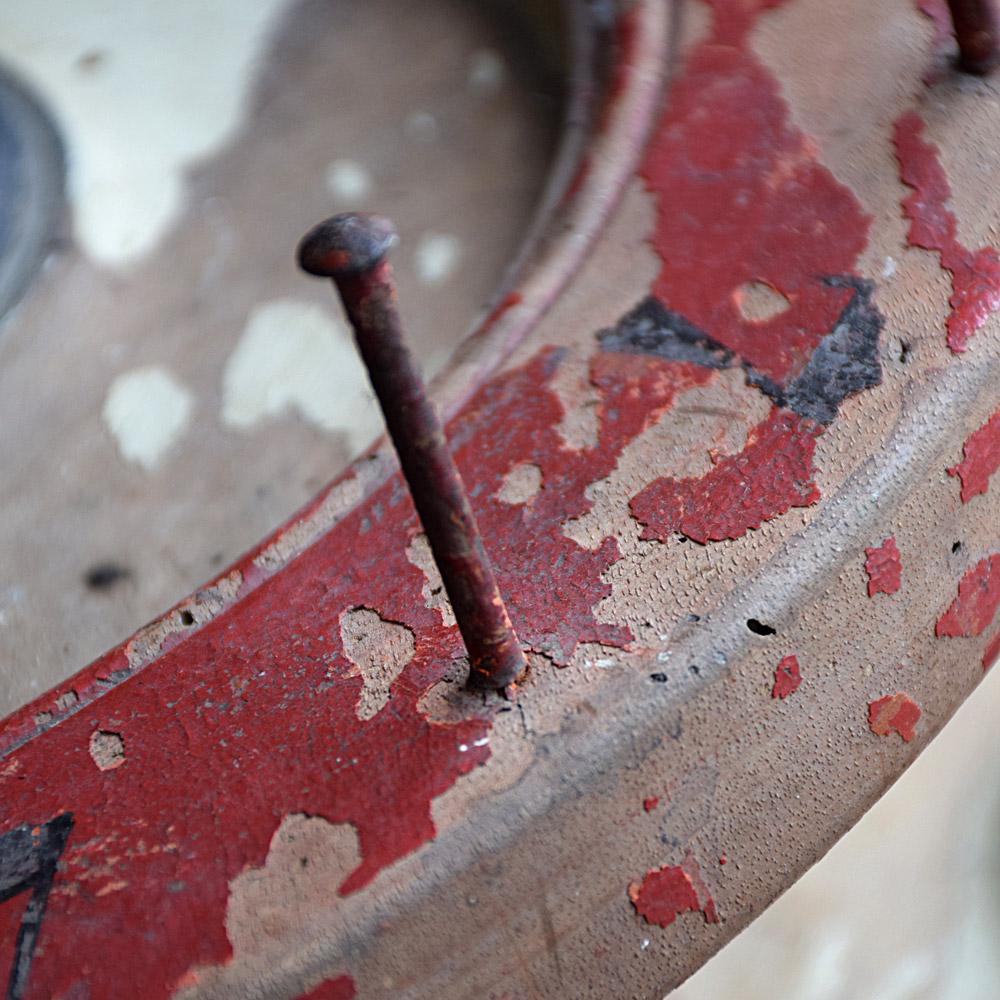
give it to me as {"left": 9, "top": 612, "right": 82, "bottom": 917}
{"left": 894, "top": 111, "right": 1000, "bottom": 353}
{"left": 771, "top": 655, "right": 802, "bottom": 699}
{"left": 868, "top": 693, "right": 922, "bottom": 742}
{"left": 936, "top": 554, "right": 1000, "bottom": 637}
{"left": 643, "top": 796, "right": 660, "bottom": 813}
{"left": 297, "top": 976, "right": 357, "bottom": 1000}
{"left": 0, "top": 343, "right": 714, "bottom": 999}
{"left": 641, "top": 0, "right": 871, "bottom": 386}
{"left": 983, "top": 630, "right": 1000, "bottom": 671}
{"left": 630, "top": 408, "right": 821, "bottom": 544}
{"left": 629, "top": 867, "right": 700, "bottom": 928}
{"left": 948, "top": 408, "right": 1000, "bottom": 502}
{"left": 719, "top": 854, "right": 727, "bottom": 866}
{"left": 864, "top": 537, "right": 902, "bottom": 597}
{"left": 628, "top": 852, "right": 719, "bottom": 929}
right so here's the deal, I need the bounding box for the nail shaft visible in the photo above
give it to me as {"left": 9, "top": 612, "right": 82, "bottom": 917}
{"left": 298, "top": 213, "right": 528, "bottom": 690}
{"left": 947, "top": 0, "right": 1000, "bottom": 73}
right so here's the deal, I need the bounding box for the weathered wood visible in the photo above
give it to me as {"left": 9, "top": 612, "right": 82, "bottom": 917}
{"left": 2, "top": 1, "right": 1000, "bottom": 998}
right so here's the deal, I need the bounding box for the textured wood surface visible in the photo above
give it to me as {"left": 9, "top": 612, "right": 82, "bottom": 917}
{"left": 2, "top": 1, "right": 1000, "bottom": 998}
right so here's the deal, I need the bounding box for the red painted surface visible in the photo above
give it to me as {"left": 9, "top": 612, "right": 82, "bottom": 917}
{"left": 0, "top": 0, "right": 938, "bottom": 992}
{"left": 983, "top": 629, "right": 1000, "bottom": 671}
{"left": 864, "top": 537, "right": 902, "bottom": 597}
{"left": 936, "top": 554, "right": 1000, "bottom": 637}
{"left": 642, "top": 0, "right": 870, "bottom": 385}
{"left": 771, "top": 655, "right": 802, "bottom": 699}
{"left": 631, "top": 409, "right": 821, "bottom": 544}
{"left": 948, "top": 408, "right": 1000, "bottom": 502}
{"left": 643, "top": 796, "right": 660, "bottom": 813}
{"left": 894, "top": 111, "right": 1000, "bottom": 353}
{"left": 297, "top": 976, "right": 357, "bottom": 1000}
{"left": 868, "top": 693, "right": 922, "bottom": 742}
{"left": 630, "top": 866, "right": 700, "bottom": 928}
{"left": 0, "top": 344, "right": 714, "bottom": 998}
{"left": 629, "top": 852, "right": 720, "bottom": 929}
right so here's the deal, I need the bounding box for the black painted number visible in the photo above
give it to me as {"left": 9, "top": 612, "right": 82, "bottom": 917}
{"left": 0, "top": 814, "right": 73, "bottom": 1000}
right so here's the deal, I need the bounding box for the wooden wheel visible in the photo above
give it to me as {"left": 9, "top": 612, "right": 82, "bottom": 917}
{"left": 2, "top": 1, "right": 1000, "bottom": 997}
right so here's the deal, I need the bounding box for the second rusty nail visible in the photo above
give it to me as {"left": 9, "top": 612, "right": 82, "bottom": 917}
{"left": 297, "top": 212, "right": 528, "bottom": 692}
{"left": 947, "top": 0, "right": 1000, "bottom": 73}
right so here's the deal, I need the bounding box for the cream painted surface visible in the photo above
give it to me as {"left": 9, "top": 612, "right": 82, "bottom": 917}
{"left": 414, "top": 231, "right": 462, "bottom": 285}
{"left": 102, "top": 365, "right": 194, "bottom": 469}
{"left": 325, "top": 159, "right": 374, "bottom": 204}
{"left": 0, "top": 0, "right": 292, "bottom": 268}
{"left": 221, "top": 298, "right": 381, "bottom": 450}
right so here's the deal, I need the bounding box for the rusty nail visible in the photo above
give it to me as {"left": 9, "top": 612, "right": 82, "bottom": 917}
{"left": 947, "top": 0, "right": 1000, "bottom": 73}
{"left": 298, "top": 213, "right": 528, "bottom": 691}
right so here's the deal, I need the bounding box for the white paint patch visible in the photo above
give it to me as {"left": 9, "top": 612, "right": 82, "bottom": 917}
{"left": 414, "top": 232, "right": 461, "bottom": 285}
{"left": 221, "top": 298, "right": 381, "bottom": 452}
{"left": 405, "top": 109, "right": 439, "bottom": 143}
{"left": 103, "top": 366, "right": 194, "bottom": 470}
{"left": 468, "top": 48, "right": 505, "bottom": 94}
{"left": 325, "top": 159, "right": 372, "bottom": 203}
{"left": 0, "top": 0, "right": 292, "bottom": 268}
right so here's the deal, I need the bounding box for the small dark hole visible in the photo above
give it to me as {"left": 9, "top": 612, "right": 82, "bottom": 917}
{"left": 687, "top": 613, "right": 701, "bottom": 623}
{"left": 299, "top": 857, "right": 309, "bottom": 869}
{"left": 899, "top": 340, "right": 911, "bottom": 364}
{"left": 746, "top": 618, "right": 776, "bottom": 636}
{"left": 650, "top": 672, "right": 668, "bottom": 683}
{"left": 179, "top": 610, "right": 196, "bottom": 626}
{"left": 688, "top": 663, "right": 700, "bottom": 676}
{"left": 84, "top": 563, "right": 131, "bottom": 591}
{"left": 952, "top": 541, "right": 962, "bottom": 554}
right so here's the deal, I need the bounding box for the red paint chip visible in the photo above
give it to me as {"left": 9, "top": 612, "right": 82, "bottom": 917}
{"left": 631, "top": 409, "right": 821, "bottom": 544}
{"left": 894, "top": 111, "right": 1000, "bottom": 353}
{"left": 772, "top": 655, "right": 802, "bottom": 699}
{"left": 864, "top": 537, "right": 902, "bottom": 597}
{"left": 936, "top": 554, "right": 1000, "bottom": 638}
{"left": 868, "top": 693, "right": 921, "bottom": 742}
{"left": 629, "top": 851, "right": 719, "bottom": 929}
{"left": 643, "top": 796, "right": 660, "bottom": 813}
{"left": 948, "top": 408, "right": 1000, "bottom": 503}
{"left": 982, "top": 630, "right": 1000, "bottom": 672}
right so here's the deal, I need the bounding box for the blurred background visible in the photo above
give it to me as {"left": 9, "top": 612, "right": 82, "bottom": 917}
{"left": 0, "top": 1, "right": 997, "bottom": 996}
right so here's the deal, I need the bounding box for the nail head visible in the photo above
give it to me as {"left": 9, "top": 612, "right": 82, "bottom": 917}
{"left": 297, "top": 213, "right": 398, "bottom": 277}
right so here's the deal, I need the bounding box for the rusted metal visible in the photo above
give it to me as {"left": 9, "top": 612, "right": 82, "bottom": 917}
{"left": 298, "top": 213, "right": 528, "bottom": 691}
{"left": 947, "top": 0, "right": 1000, "bottom": 73}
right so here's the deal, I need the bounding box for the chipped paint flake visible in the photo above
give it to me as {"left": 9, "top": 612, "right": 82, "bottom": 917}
{"left": 936, "top": 554, "right": 1000, "bottom": 638}
{"left": 868, "top": 693, "right": 921, "bottom": 742}
{"left": 948, "top": 408, "right": 1000, "bottom": 503}
{"left": 630, "top": 408, "right": 821, "bottom": 544}
{"left": 102, "top": 366, "right": 193, "bottom": 470}
{"left": 864, "top": 537, "right": 902, "bottom": 597}
{"left": 771, "top": 655, "right": 802, "bottom": 699}
{"left": 643, "top": 796, "right": 660, "bottom": 813}
{"left": 983, "top": 629, "right": 1000, "bottom": 671}
{"left": 894, "top": 111, "right": 1000, "bottom": 353}
{"left": 629, "top": 853, "right": 718, "bottom": 929}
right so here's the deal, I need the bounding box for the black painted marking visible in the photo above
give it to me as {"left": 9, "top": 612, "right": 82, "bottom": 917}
{"left": 782, "top": 276, "right": 883, "bottom": 424}
{"left": 597, "top": 296, "right": 734, "bottom": 369}
{"left": 1, "top": 813, "right": 73, "bottom": 1000}
{"left": 598, "top": 278, "right": 883, "bottom": 426}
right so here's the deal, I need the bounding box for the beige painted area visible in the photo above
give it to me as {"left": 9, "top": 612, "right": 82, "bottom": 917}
{"left": 0, "top": 0, "right": 294, "bottom": 268}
